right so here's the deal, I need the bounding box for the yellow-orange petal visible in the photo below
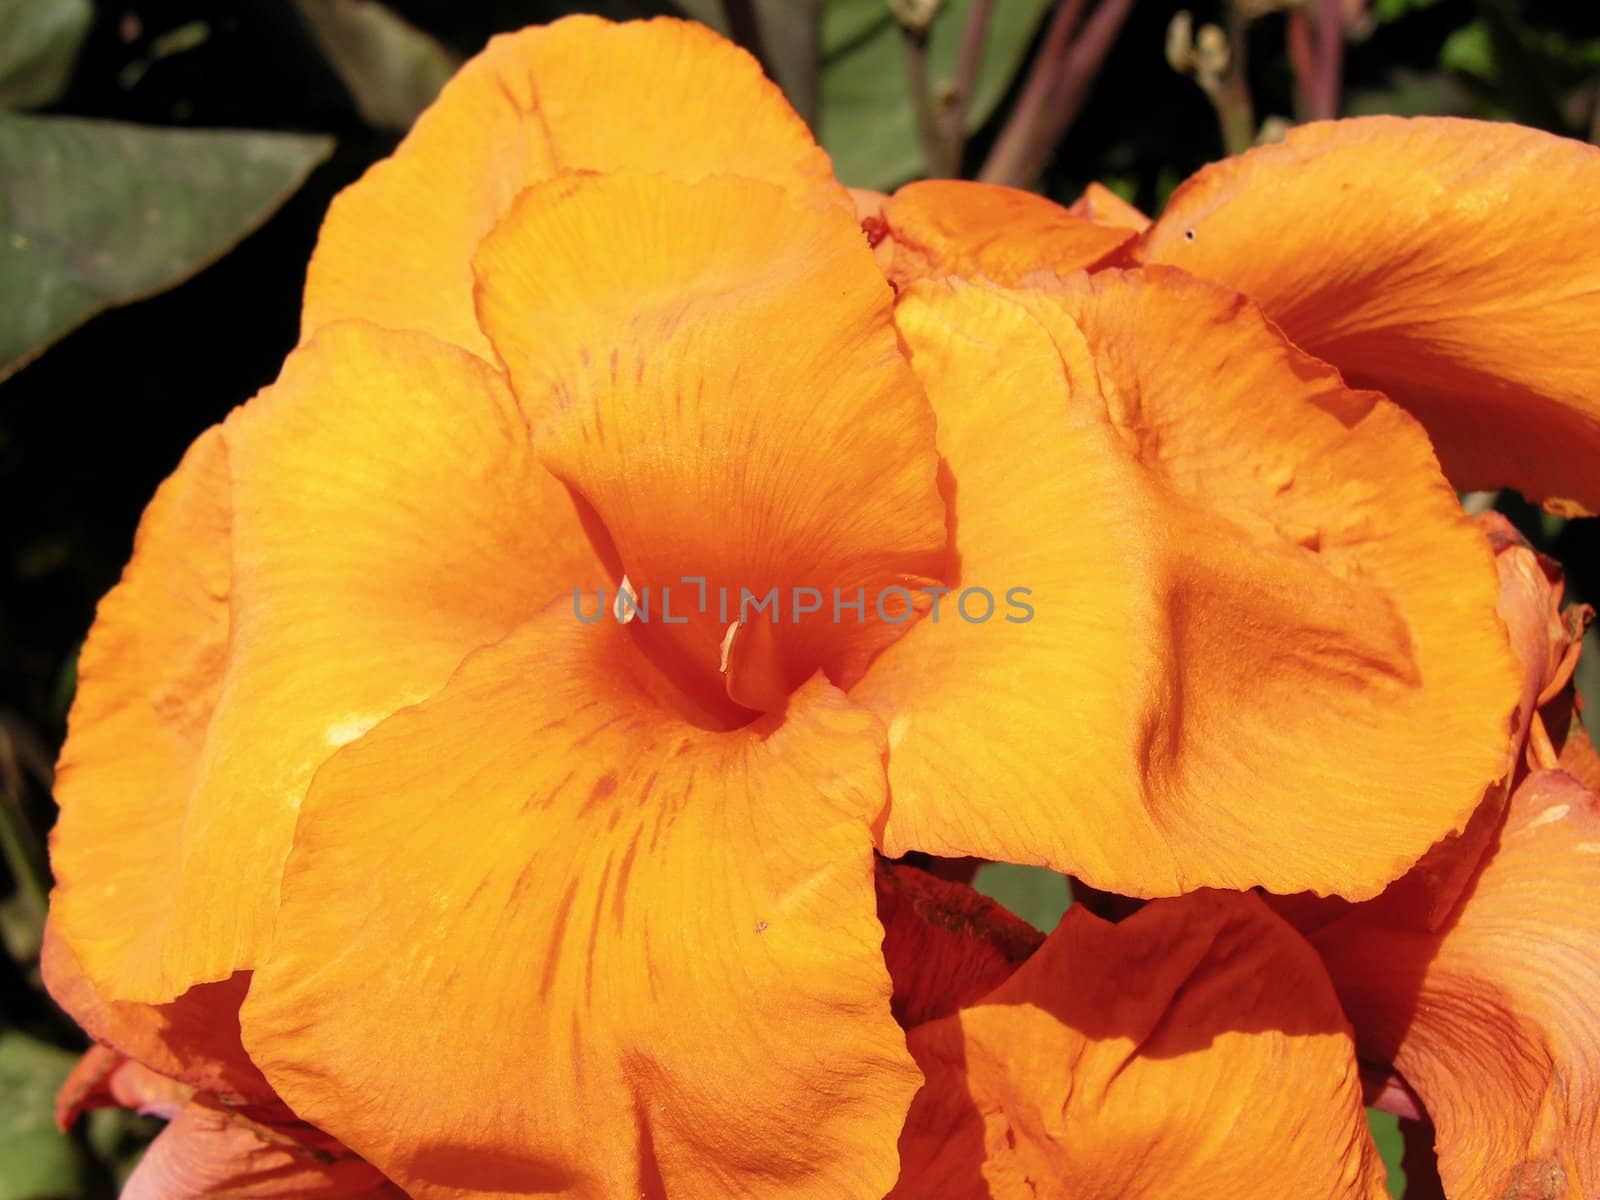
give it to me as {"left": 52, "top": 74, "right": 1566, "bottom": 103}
{"left": 124, "top": 1103, "right": 402, "bottom": 1200}
{"left": 47, "top": 427, "right": 233, "bottom": 1002}
{"left": 473, "top": 172, "right": 947, "bottom": 712}
{"left": 892, "top": 891, "right": 1388, "bottom": 1198}
{"left": 54, "top": 322, "right": 602, "bottom": 1003}
{"left": 241, "top": 610, "right": 919, "bottom": 1200}
{"left": 1137, "top": 116, "right": 1600, "bottom": 513}
{"left": 854, "top": 269, "right": 1520, "bottom": 898}
{"left": 301, "top": 16, "right": 846, "bottom": 359}
{"left": 41, "top": 924, "right": 271, "bottom": 1105}
{"left": 873, "top": 179, "right": 1133, "bottom": 289}
{"left": 875, "top": 862, "right": 1042, "bottom": 1028}
{"left": 1066, "top": 180, "right": 1152, "bottom": 232}
{"left": 1311, "top": 769, "right": 1600, "bottom": 1199}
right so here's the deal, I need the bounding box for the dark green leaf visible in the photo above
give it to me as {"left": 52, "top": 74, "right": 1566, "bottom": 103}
{"left": 293, "top": 0, "right": 460, "bottom": 132}
{"left": 0, "top": 115, "right": 332, "bottom": 380}
{"left": 819, "top": 0, "right": 1054, "bottom": 190}
{"left": 971, "top": 863, "right": 1072, "bottom": 932}
{"left": 0, "top": 1032, "right": 87, "bottom": 1200}
{"left": 0, "top": 0, "right": 92, "bottom": 111}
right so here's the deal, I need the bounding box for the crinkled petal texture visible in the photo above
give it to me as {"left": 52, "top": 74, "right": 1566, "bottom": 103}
{"left": 1311, "top": 769, "right": 1600, "bottom": 1200}
{"left": 870, "top": 179, "right": 1133, "bottom": 289}
{"left": 302, "top": 15, "right": 846, "bottom": 358}
{"left": 892, "top": 891, "right": 1388, "bottom": 1199}
{"left": 853, "top": 269, "right": 1519, "bottom": 898}
{"left": 123, "top": 1103, "right": 403, "bottom": 1200}
{"left": 474, "top": 171, "right": 948, "bottom": 710}
{"left": 1137, "top": 116, "right": 1600, "bottom": 514}
{"left": 241, "top": 614, "right": 919, "bottom": 1200}
{"left": 50, "top": 322, "right": 601, "bottom": 1002}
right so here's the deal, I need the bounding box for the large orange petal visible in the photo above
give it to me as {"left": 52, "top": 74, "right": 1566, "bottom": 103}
{"left": 892, "top": 891, "right": 1388, "bottom": 1198}
{"left": 241, "top": 610, "right": 919, "bottom": 1200}
{"left": 872, "top": 179, "right": 1133, "bottom": 289}
{"left": 1311, "top": 769, "right": 1600, "bottom": 1199}
{"left": 1137, "top": 116, "right": 1600, "bottom": 513}
{"left": 47, "top": 428, "right": 234, "bottom": 1002}
{"left": 55, "top": 322, "right": 602, "bottom": 1003}
{"left": 123, "top": 1103, "right": 402, "bottom": 1200}
{"left": 302, "top": 16, "right": 846, "bottom": 359}
{"left": 854, "top": 269, "right": 1520, "bottom": 898}
{"left": 474, "top": 172, "right": 948, "bottom": 712}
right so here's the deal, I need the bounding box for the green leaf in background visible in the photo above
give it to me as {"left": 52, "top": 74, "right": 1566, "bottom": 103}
{"left": 820, "top": 0, "right": 1054, "bottom": 190}
{"left": 0, "top": 0, "right": 92, "bottom": 111}
{"left": 1371, "top": 0, "right": 1444, "bottom": 25}
{"left": 971, "top": 862, "right": 1073, "bottom": 932}
{"left": 0, "top": 1032, "right": 87, "bottom": 1200}
{"left": 0, "top": 115, "right": 332, "bottom": 381}
{"left": 294, "top": 0, "right": 460, "bottom": 133}
{"left": 1366, "top": 1108, "right": 1407, "bottom": 1197}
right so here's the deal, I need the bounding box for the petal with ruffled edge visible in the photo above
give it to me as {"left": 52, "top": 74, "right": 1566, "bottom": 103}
{"left": 302, "top": 16, "right": 847, "bottom": 359}
{"left": 892, "top": 891, "right": 1388, "bottom": 1198}
{"left": 54, "top": 323, "right": 602, "bottom": 1003}
{"left": 870, "top": 179, "right": 1133, "bottom": 290}
{"left": 1137, "top": 117, "right": 1600, "bottom": 514}
{"left": 42, "top": 924, "right": 270, "bottom": 1105}
{"left": 474, "top": 172, "right": 948, "bottom": 715}
{"left": 854, "top": 269, "right": 1519, "bottom": 898}
{"left": 1311, "top": 769, "right": 1600, "bottom": 1200}
{"left": 241, "top": 611, "right": 918, "bottom": 1200}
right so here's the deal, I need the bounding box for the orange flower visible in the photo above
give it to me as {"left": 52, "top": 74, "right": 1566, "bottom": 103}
{"left": 878, "top": 119, "right": 1599, "bottom": 515}
{"left": 46, "top": 16, "right": 1539, "bottom": 1197}
{"left": 1271, "top": 521, "right": 1599, "bottom": 1199}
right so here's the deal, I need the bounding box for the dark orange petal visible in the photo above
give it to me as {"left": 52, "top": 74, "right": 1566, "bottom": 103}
{"left": 123, "top": 1104, "right": 402, "bottom": 1200}
{"left": 892, "top": 891, "right": 1388, "bottom": 1198}
{"left": 52, "top": 323, "right": 601, "bottom": 1003}
{"left": 41, "top": 924, "right": 271, "bottom": 1105}
{"left": 56, "top": 1047, "right": 188, "bottom": 1129}
{"left": 1137, "top": 117, "right": 1600, "bottom": 513}
{"left": 302, "top": 16, "right": 846, "bottom": 358}
{"left": 875, "top": 862, "right": 1042, "bottom": 1028}
{"left": 1066, "top": 180, "right": 1152, "bottom": 232}
{"left": 874, "top": 179, "right": 1133, "bottom": 289}
{"left": 855, "top": 269, "right": 1520, "bottom": 899}
{"left": 241, "top": 611, "right": 918, "bottom": 1200}
{"left": 1311, "top": 769, "right": 1600, "bottom": 1199}
{"left": 474, "top": 172, "right": 947, "bottom": 713}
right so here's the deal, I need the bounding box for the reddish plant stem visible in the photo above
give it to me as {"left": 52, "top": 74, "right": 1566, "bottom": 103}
{"left": 979, "top": 0, "right": 1134, "bottom": 187}
{"left": 1289, "top": 0, "right": 1345, "bottom": 121}
{"left": 1287, "top": 7, "right": 1317, "bottom": 121}
{"left": 934, "top": 0, "right": 995, "bottom": 176}
{"left": 1312, "top": 0, "right": 1344, "bottom": 119}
